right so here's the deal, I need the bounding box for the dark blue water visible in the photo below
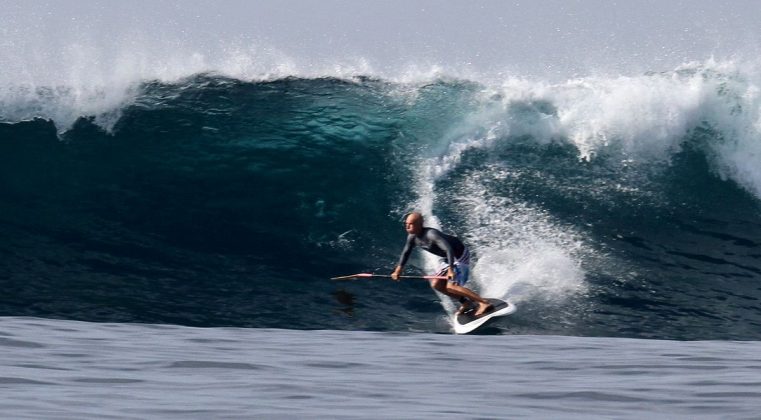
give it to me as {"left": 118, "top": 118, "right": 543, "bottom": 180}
{"left": 2, "top": 69, "right": 761, "bottom": 340}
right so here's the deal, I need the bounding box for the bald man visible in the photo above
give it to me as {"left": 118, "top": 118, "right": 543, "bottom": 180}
{"left": 391, "top": 212, "right": 492, "bottom": 317}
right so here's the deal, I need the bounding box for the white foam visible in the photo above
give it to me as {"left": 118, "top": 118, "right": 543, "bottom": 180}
{"left": 409, "top": 127, "right": 589, "bottom": 309}
{"left": 0, "top": 36, "right": 310, "bottom": 131}
{"left": 552, "top": 60, "right": 761, "bottom": 199}
{"left": 459, "top": 191, "right": 588, "bottom": 305}
{"left": 402, "top": 60, "right": 761, "bottom": 313}
{"left": 427, "top": 59, "right": 761, "bottom": 200}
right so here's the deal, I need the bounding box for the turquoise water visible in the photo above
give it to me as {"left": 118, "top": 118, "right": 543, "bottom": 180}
{"left": 3, "top": 72, "right": 761, "bottom": 339}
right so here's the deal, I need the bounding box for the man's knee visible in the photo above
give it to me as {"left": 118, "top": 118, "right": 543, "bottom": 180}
{"left": 429, "top": 279, "right": 447, "bottom": 292}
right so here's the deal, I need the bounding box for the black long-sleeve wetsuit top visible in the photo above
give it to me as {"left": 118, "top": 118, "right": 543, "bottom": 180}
{"left": 397, "top": 227, "right": 465, "bottom": 268}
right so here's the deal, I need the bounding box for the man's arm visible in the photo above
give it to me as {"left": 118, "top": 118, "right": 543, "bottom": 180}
{"left": 391, "top": 235, "right": 416, "bottom": 280}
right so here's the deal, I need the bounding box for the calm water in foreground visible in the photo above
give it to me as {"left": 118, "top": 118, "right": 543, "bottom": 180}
{"left": 1, "top": 317, "right": 760, "bottom": 419}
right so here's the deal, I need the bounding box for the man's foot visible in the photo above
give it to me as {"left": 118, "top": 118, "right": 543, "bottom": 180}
{"left": 456, "top": 302, "right": 473, "bottom": 315}
{"left": 474, "top": 302, "right": 493, "bottom": 317}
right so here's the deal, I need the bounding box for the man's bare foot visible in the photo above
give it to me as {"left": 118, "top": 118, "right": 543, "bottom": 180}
{"left": 474, "top": 302, "right": 493, "bottom": 317}
{"left": 456, "top": 302, "right": 473, "bottom": 315}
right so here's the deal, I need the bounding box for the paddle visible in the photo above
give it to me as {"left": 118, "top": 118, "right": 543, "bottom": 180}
{"left": 330, "top": 273, "right": 447, "bottom": 281}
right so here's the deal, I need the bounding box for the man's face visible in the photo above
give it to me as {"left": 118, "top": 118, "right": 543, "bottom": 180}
{"left": 404, "top": 215, "right": 422, "bottom": 235}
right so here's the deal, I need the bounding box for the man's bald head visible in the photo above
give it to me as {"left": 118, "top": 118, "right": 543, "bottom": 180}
{"left": 404, "top": 212, "right": 424, "bottom": 235}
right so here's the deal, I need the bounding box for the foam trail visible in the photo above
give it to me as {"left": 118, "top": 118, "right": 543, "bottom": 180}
{"left": 402, "top": 61, "right": 761, "bottom": 307}
{"left": 457, "top": 185, "right": 587, "bottom": 305}
{"left": 409, "top": 125, "right": 588, "bottom": 316}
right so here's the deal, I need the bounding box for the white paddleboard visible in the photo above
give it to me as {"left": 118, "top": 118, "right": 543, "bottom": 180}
{"left": 452, "top": 298, "right": 515, "bottom": 334}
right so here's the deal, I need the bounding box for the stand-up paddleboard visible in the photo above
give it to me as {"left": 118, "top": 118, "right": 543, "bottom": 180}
{"left": 453, "top": 298, "right": 515, "bottom": 334}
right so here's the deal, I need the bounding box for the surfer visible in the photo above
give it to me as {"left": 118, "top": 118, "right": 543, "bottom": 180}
{"left": 391, "top": 212, "right": 493, "bottom": 316}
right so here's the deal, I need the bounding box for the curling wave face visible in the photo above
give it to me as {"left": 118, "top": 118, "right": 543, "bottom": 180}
{"left": 2, "top": 60, "right": 761, "bottom": 338}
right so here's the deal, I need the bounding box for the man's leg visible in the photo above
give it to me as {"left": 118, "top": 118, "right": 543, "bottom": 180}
{"left": 430, "top": 279, "right": 492, "bottom": 316}
{"left": 456, "top": 297, "right": 472, "bottom": 314}
{"left": 429, "top": 278, "right": 451, "bottom": 295}
{"left": 445, "top": 283, "right": 492, "bottom": 316}
{"left": 430, "top": 279, "right": 471, "bottom": 313}
{"left": 447, "top": 263, "right": 491, "bottom": 316}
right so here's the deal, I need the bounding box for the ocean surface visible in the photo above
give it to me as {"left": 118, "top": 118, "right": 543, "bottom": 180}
{"left": 2, "top": 317, "right": 761, "bottom": 419}
{"left": 4, "top": 4, "right": 761, "bottom": 415}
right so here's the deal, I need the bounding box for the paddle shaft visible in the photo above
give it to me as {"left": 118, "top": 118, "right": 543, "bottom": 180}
{"left": 330, "top": 273, "right": 447, "bottom": 281}
{"left": 371, "top": 274, "right": 447, "bottom": 280}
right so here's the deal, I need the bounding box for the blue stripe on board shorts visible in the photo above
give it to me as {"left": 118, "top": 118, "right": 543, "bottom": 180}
{"left": 435, "top": 247, "right": 471, "bottom": 286}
